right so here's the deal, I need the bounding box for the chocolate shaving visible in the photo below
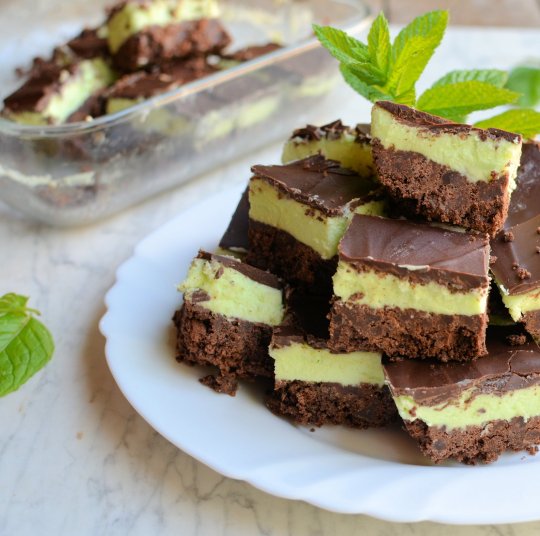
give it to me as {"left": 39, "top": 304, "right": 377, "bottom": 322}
{"left": 502, "top": 231, "right": 514, "bottom": 242}
{"left": 517, "top": 267, "right": 532, "bottom": 280}
{"left": 507, "top": 334, "right": 528, "bottom": 346}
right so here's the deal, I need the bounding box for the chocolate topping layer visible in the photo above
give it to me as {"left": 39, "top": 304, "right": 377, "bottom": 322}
{"left": 222, "top": 43, "right": 282, "bottom": 62}
{"left": 251, "top": 155, "right": 374, "bottom": 216}
{"left": 272, "top": 290, "right": 330, "bottom": 350}
{"left": 505, "top": 142, "right": 540, "bottom": 228}
{"left": 107, "top": 57, "right": 215, "bottom": 99}
{"left": 219, "top": 187, "right": 249, "bottom": 251}
{"left": 340, "top": 215, "right": 490, "bottom": 292}
{"left": 291, "top": 119, "right": 352, "bottom": 142}
{"left": 377, "top": 101, "right": 520, "bottom": 144}
{"left": 491, "top": 214, "right": 540, "bottom": 294}
{"left": 384, "top": 326, "right": 540, "bottom": 406}
{"left": 66, "top": 28, "right": 109, "bottom": 59}
{"left": 3, "top": 62, "right": 77, "bottom": 114}
{"left": 197, "top": 250, "right": 280, "bottom": 289}
{"left": 107, "top": 71, "right": 177, "bottom": 99}
{"left": 354, "top": 123, "right": 371, "bottom": 143}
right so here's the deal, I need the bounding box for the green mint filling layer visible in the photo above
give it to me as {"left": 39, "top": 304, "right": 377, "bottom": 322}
{"left": 179, "top": 257, "right": 284, "bottom": 325}
{"left": 495, "top": 282, "right": 540, "bottom": 322}
{"left": 290, "top": 73, "right": 339, "bottom": 98}
{"left": 249, "top": 177, "right": 385, "bottom": 260}
{"left": 107, "top": 0, "right": 177, "bottom": 54}
{"left": 271, "top": 342, "right": 384, "bottom": 385}
{"left": 371, "top": 104, "right": 522, "bottom": 187}
{"left": 282, "top": 135, "right": 374, "bottom": 178}
{"left": 10, "top": 59, "right": 115, "bottom": 126}
{"left": 107, "top": 0, "right": 219, "bottom": 53}
{"left": 333, "top": 262, "right": 488, "bottom": 316}
{"left": 107, "top": 97, "right": 189, "bottom": 135}
{"left": 394, "top": 385, "right": 540, "bottom": 430}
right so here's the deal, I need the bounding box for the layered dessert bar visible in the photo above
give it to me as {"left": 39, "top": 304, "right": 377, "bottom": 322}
{"left": 3, "top": 58, "right": 115, "bottom": 125}
{"left": 491, "top": 142, "right": 540, "bottom": 339}
{"left": 267, "top": 293, "right": 396, "bottom": 428}
{"left": 384, "top": 326, "right": 540, "bottom": 464}
{"left": 216, "top": 187, "right": 249, "bottom": 258}
{"left": 282, "top": 121, "right": 374, "bottom": 178}
{"left": 491, "top": 214, "right": 540, "bottom": 340}
{"left": 107, "top": 0, "right": 230, "bottom": 71}
{"left": 174, "top": 251, "right": 284, "bottom": 395}
{"left": 247, "top": 155, "right": 384, "bottom": 292}
{"left": 106, "top": 0, "right": 219, "bottom": 57}
{"left": 329, "top": 214, "right": 490, "bottom": 361}
{"left": 371, "top": 101, "right": 523, "bottom": 235}
{"left": 504, "top": 141, "right": 540, "bottom": 229}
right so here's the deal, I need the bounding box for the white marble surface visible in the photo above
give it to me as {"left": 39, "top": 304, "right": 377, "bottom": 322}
{"left": 1, "top": 28, "right": 540, "bottom": 535}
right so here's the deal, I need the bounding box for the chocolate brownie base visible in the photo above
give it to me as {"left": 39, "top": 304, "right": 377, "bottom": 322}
{"left": 372, "top": 140, "right": 510, "bottom": 236}
{"left": 247, "top": 220, "right": 337, "bottom": 295}
{"left": 405, "top": 416, "right": 540, "bottom": 464}
{"left": 266, "top": 380, "right": 397, "bottom": 428}
{"left": 329, "top": 301, "right": 487, "bottom": 361}
{"left": 523, "top": 310, "right": 540, "bottom": 341}
{"left": 173, "top": 300, "right": 273, "bottom": 396}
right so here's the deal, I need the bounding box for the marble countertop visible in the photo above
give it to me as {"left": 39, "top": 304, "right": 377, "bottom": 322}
{"left": 1, "top": 27, "right": 540, "bottom": 535}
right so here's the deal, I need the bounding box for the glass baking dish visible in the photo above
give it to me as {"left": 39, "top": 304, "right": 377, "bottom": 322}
{"left": 0, "top": 0, "right": 370, "bottom": 226}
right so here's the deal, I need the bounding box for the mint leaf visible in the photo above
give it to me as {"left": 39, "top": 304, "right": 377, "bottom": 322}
{"left": 385, "top": 10, "right": 448, "bottom": 103}
{"left": 368, "top": 13, "right": 391, "bottom": 79}
{"left": 0, "top": 293, "right": 54, "bottom": 397}
{"left": 340, "top": 64, "right": 392, "bottom": 103}
{"left": 313, "top": 25, "right": 369, "bottom": 66}
{"left": 0, "top": 293, "right": 29, "bottom": 314}
{"left": 431, "top": 69, "right": 508, "bottom": 88}
{"left": 475, "top": 109, "right": 540, "bottom": 139}
{"left": 506, "top": 66, "right": 540, "bottom": 107}
{"left": 417, "top": 81, "right": 520, "bottom": 122}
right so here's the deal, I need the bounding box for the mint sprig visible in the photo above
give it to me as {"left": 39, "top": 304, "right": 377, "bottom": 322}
{"left": 314, "top": 11, "right": 447, "bottom": 106}
{"left": 0, "top": 293, "right": 54, "bottom": 397}
{"left": 314, "top": 12, "right": 540, "bottom": 138}
{"left": 475, "top": 109, "right": 540, "bottom": 139}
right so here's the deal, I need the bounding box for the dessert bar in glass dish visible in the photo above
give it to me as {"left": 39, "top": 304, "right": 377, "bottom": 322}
{"left": 0, "top": 0, "right": 370, "bottom": 226}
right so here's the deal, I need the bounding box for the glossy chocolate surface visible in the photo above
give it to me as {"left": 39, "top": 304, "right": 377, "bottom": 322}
{"left": 491, "top": 214, "right": 540, "bottom": 294}
{"left": 505, "top": 142, "right": 540, "bottom": 228}
{"left": 219, "top": 187, "right": 249, "bottom": 251}
{"left": 384, "top": 326, "right": 540, "bottom": 405}
{"left": 340, "top": 215, "right": 490, "bottom": 291}
{"left": 197, "top": 250, "right": 280, "bottom": 289}
{"left": 376, "top": 101, "right": 520, "bottom": 143}
{"left": 251, "top": 155, "right": 374, "bottom": 216}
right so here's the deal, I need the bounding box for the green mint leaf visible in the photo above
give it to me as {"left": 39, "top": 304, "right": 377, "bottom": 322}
{"left": 432, "top": 69, "right": 508, "bottom": 88}
{"left": 506, "top": 66, "right": 540, "bottom": 107}
{"left": 385, "top": 10, "right": 448, "bottom": 102}
{"left": 345, "top": 61, "right": 386, "bottom": 86}
{"left": 416, "top": 81, "right": 520, "bottom": 122}
{"left": 367, "top": 12, "right": 391, "bottom": 78}
{"left": 340, "top": 64, "right": 393, "bottom": 103}
{"left": 313, "top": 24, "right": 369, "bottom": 66}
{"left": 475, "top": 109, "right": 540, "bottom": 139}
{"left": 0, "top": 293, "right": 29, "bottom": 315}
{"left": 0, "top": 293, "right": 54, "bottom": 397}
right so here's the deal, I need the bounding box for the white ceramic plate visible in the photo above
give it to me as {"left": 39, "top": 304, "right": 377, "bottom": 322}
{"left": 100, "top": 184, "right": 540, "bottom": 524}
